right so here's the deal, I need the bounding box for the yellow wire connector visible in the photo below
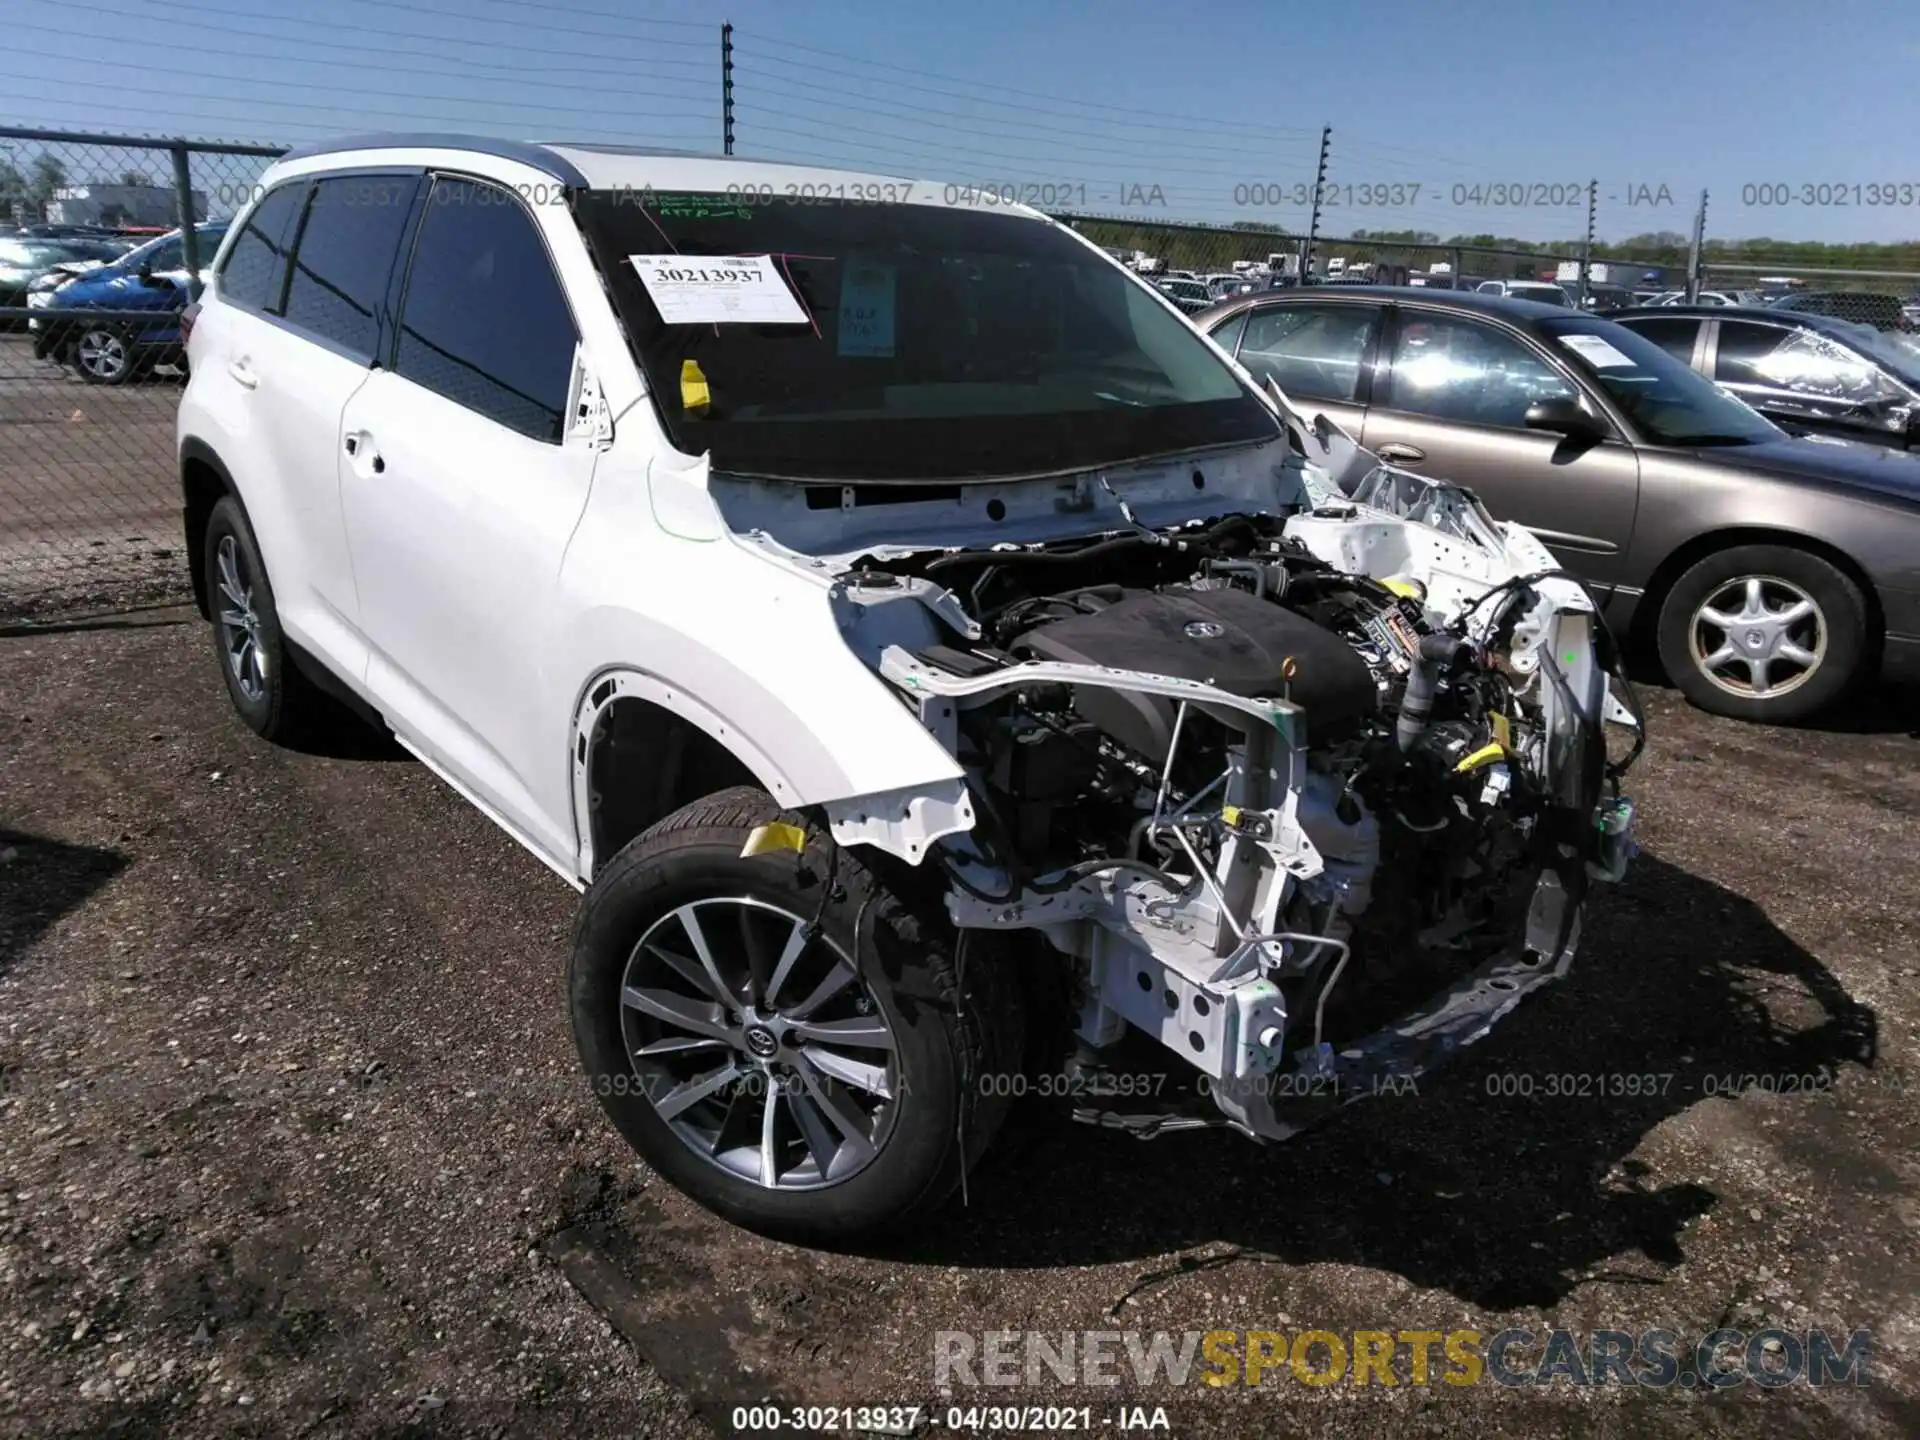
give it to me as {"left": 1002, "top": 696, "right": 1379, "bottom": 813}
{"left": 1454, "top": 742, "right": 1508, "bottom": 774}
{"left": 739, "top": 822, "right": 807, "bottom": 858}
{"left": 680, "top": 359, "right": 711, "bottom": 414}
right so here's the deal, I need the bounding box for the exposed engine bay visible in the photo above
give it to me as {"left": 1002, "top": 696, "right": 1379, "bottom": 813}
{"left": 750, "top": 405, "right": 1643, "bottom": 1142}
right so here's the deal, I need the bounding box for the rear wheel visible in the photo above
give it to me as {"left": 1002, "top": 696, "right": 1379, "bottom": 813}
{"left": 202, "top": 495, "right": 320, "bottom": 742}
{"left": 570, "top": 787, "right": 1021, "bottom": 1242}
{"left": 73, "top": 326, "right": 135, "bottom": 385}
{"left": 1656, "top": 544, "right": 1866, "bottom": 723}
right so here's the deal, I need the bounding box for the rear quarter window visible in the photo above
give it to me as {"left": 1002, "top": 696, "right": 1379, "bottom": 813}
{"left": 216, "top": 184, "right": 307, "bottom": 313}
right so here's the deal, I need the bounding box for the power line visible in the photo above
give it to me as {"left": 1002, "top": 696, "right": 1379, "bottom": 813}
{"left": 0, "top": 72, "right": 710, "bottom": 138}
{"left": 45, "top": 0, "right": 716, "bottom": 73}
{"left": 17, "top": 50, "right": 708, "bottom": 122}
{"left": 124, "top": 0, "right": 714, "bottom": 48}
{"left": 323, "top": 0, "right": 711, "bottom": 32}
{"left": 732, "top": 36, "right": 1317, "bottom": 138}
{"left": 733, "top": 60, "right": 1320, "bottom": 164}
{"left": 741, "top": 76, "right": 1321, "bottom": 173}
{"left": 738, "top": 90, "right": 1317, "bottom": 179}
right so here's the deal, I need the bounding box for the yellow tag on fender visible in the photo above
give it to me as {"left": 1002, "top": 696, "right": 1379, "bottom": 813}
{"left": 739, "top": 822, "right": 807, "bottom": 858}
{"left": 680, "top": 359, "right": 711, "bottom": 414}
{"left": 1489, "top": 712, "right": 1512, "bottom": 750}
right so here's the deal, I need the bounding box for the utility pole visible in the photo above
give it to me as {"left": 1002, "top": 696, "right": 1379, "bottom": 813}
{"left": 721, "top": 22, "right": 735, "bottom": 156}
{"left": 1579, "top": 179, "right": 1597, "bottom": 308}
{"left": 1302, "top": 125, "right": 1330, "bottom": 285}
{"left": 1685, "top": 188, "right": 1707, "bottom": 301}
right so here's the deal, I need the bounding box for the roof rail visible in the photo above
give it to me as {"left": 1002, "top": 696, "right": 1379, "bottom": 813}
{"left": 276, "top": 133, "right": 587, "bottom": 186}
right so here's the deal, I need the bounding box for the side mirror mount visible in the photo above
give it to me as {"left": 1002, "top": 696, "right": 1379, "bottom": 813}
{"left": 1524, "top": 397, "right": 1604, "bottom": 439}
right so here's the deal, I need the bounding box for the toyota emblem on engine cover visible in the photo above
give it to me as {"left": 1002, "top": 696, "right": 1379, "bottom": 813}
{"left": 1184, "top": 620, "right": 1226, "bottom": 639}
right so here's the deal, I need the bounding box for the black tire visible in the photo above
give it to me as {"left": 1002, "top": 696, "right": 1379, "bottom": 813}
{"left": 72, "top": 326, "right": 136, "bottom": 386}
{"left": 202, "top": 494, "right": 318, "bottom": 742}
{"left": 570, "top": 786, "right": 1022, "bottom": 1243}
{"left": 1656, "top": 544, "right": 1867, "bottom": 724}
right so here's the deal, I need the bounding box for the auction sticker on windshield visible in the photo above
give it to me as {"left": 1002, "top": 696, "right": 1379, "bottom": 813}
{"left": 627, "top": 254, "right": 809, "bottom": 325}
{"left": 1558, "top": 334, "right": 1636, "bottom": 368}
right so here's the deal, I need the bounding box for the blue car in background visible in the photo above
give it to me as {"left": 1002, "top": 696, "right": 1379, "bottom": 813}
{"left": 33, "top": 222, "right": 229, "bottom": 384}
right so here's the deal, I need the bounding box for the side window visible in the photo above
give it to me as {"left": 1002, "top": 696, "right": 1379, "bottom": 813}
{"left": 1385, "top": 313, "right": 1576, "bottom": 428}
{"left": 1620, "top": 316, "right": 1702, "bottom": 367}
{"left": 216, "top": 185, "right": 305, "bottom": 313}
{"left": 1236, "top": 303, "right": 1381, "bottom": 403}
{"left": 393, "top": 177, "right": 579, "bottom": 442}
{"left": 282, "top": 175, "right": 416, "bottom": 360}
{"left": 1206, "top": 309, "right": 1249, "bottom": 356}
{"left": 1715, "top": 321, "right": 1896, "bottom": 407}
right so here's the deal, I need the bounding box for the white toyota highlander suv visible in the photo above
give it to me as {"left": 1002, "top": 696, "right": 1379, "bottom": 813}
{"left": 178, "top": 134, "right": 1639, "bottom": 1241}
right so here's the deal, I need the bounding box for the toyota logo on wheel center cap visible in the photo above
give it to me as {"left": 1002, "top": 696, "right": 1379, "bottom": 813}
{"left": 744, "top": 1025, "right": 778, "bottom": 1058}
{"left": 1185, "top": 620, "right": 1226, "bottom": 640}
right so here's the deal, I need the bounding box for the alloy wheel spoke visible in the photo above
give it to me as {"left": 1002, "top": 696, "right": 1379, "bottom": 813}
{"left": 634, "top": 1034, "right": 729, "bottom": 1058}
{"left": 796, "top": 1062, "right": 877, "bottom": 1164}
{"left": 645, "top": 941, "right": 737, "bottom": 1009}
{"left": 784, "top": 959, "right": 859, "bottom": 1021}
{"left": 762, "top": 918, "right": 811, "bottom": 1009}
{"left": 1743, "top": 577, "right": 1766, "bottom": 615}
{"left": 788, "top": 1015, "right": 895, "bottom": 1051}
{"left": 1701, "top": 642, "right": 1739, "bottom": 670}
{"left": 673, "top": 905, "right": 739, "bottom": 1011}
{"left": 799, "top": 1044, "right": 892, "bottom": 1098}
{"left": 621, "top": 984, "right": 738, "bottom": 1044}
{"left": 652, "top": 1061, "right": 741, "bottom": 1121}
{"left": 1747, "top": 656, "right": 1773, "bottom": 694}
{"left": 1697, "top": 605, "right": 1739, "bottom": 631}
{"left": 787, "top": 1089, "right": 842, "bottom": 1178}
{"left": 1778, "top": 639, "right": 1818, "bottom": 667}
{"left": 758, "top": 1084, "right": 781, "bottom": 1186}
{"left": 1772, "top": 598, "right": 1816, "bottom": 627}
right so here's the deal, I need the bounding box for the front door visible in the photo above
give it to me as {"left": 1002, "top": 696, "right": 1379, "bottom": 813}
{"left": 1227, "top": 298, "right": 1385, "bottom": 438}
{"left": 1363, "top": 308, "right": 1642, "bottom": 591}
{"left": 340, "top": 175, "right": 595, "bottom": 860}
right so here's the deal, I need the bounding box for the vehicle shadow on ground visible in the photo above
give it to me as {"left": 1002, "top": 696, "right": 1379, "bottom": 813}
{"left": 898, "top": 850, "right": 1878, "bottom": 1310}
{"left": 284, "top": 707, "right": 413, "bottom": 763}
{"left": 0, "top": 828, "right": 128, "bottom": 975}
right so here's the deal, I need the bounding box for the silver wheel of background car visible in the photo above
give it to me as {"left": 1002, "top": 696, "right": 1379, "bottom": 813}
{"left": 1689, "top": 574, "right": 1826, "bottom": 700}
{"left": 214, "top": 534, "right": 267, "bottom": 703}
{"left": 618, "top": 896, "right": 899, "bottom": 1191}
{"left": 76, "top": 328, "right": 129, "bottom": 382}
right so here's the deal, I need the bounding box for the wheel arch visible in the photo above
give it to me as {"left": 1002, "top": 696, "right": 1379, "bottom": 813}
{"left": 179, "top": 437, "right": 237, "bottom": 621}
{"left": 1633, "top": 525, "right": 1884, "bottom": 653}
{"left": 570, "top": 668, "right": 798, "bottom": 882}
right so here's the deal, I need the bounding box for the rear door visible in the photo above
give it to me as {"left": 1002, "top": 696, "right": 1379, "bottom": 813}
{"left": 1362, "top": 306, "right": 1641, "bottom": 590}
{"left": 202, "top": 172, "right": 419, "bottom": 672}
{"left": 339, "top": 174, "right": 595, "bottom": 858}
{"left": 1613, "top": 313, "right": 1708, "bottom": 370}
{"left": 1227, "top": 298, "right": 1385, "bottom": 437}
{"left": 1710, "top": 317, "right": 1915, "bottom": 447}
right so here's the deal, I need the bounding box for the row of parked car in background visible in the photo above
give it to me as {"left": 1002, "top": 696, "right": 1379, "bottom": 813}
{"left": 0, "top": 218, "right": 225, "bottom": 383}
{"left": 1184, "top": 277, "right": 1920, "bottom": 725}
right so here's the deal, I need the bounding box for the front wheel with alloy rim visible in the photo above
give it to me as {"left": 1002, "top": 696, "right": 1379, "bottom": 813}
{"left": 201, "top": 495, "right": 319, "bottom": 741}
{"left": 73, "top": 326, "right": 135, "bottom": 385}
{"left": 1656, "top": 543, "right": 1867, "bottom": 723}
{"left": 570, "top": 786, "right": 1022, "bottom": 1242}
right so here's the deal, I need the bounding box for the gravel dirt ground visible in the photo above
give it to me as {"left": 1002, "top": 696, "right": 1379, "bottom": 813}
{"left": 2, "top": 611, "right": 1917, "bottom": 1438}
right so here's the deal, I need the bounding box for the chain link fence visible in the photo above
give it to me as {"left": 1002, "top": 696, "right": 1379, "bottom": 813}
{"left": 0, "top": 127, "right": 284, "bottom": 621}
{"left": 3, "top": 125, "right": 1918, "bottom": 621}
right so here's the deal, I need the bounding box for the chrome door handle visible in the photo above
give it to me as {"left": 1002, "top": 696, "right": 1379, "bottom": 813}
{"left": 1376, "top": 442, "right": 1425, "bottom": 463}
{"left": 227, "top": 360, "right": 258, "bottom": 390}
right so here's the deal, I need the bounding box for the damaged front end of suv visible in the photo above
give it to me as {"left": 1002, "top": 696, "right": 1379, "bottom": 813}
{"left": 746, "top": 396, "right": 1643, "bottom": 1148}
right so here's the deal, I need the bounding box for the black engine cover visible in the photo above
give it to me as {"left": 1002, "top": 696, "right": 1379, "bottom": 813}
{"left": 1015, "top": 586, "right": 1377, "bottom": 756}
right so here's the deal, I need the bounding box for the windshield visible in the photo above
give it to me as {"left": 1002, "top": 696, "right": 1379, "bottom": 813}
{"left": 573, "top": 191, "right": 1276, "bottom": 482}
{"left": 1539, "top": 316, "right": 1781, "bottom": 445}
{"left": 1511, "top": 284, "right": 1571, "bottom": 306}
{"left": 115, "top": 224, "right": 226, "bottom": 271}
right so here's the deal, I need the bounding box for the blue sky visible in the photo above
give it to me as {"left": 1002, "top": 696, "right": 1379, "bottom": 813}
{"left": 2, "top": 0, "right": 1915, "bottom": 243}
